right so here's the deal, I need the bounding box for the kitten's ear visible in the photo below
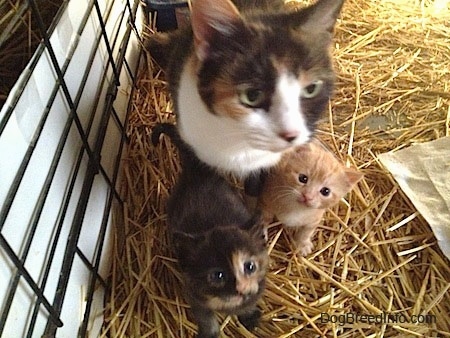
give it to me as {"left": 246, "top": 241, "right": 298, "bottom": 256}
{"left": 291, "top": 0, "right": 344, "bottom": 38}
{"left": 191, "top": 0, "right": 241, "bottom": 61}
{"left": 294, "top": 142, "right": 313, "bottom": 155}
{"left": 172, "top": 231, "right": 205, "bottom": 256}
{"left": 344, "top": 168, "right": 363, "bottom": 188}
{"left": 242, "top": 212, "right": 262, "bottom": 231}
{"left": 243, "top": 213, "right": 266, "bottom": 243}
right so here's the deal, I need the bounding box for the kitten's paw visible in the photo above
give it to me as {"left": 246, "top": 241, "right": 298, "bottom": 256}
{"left": 263, "top": 226, "right": 269, "bottom": 242}
{"left": 297, "top": 240, "right": 314, "bottom": 257}
{"left": 238, "top": 309, "right": 261, "bottom": 331}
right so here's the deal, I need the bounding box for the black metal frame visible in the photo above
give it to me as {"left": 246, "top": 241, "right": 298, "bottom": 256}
{"left": 0, "top": 0, "right": 141, "bottom": 336}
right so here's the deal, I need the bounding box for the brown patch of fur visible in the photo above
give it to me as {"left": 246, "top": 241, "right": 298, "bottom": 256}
{"left": 270, "top": 56, "right": 289, "bottom": 74}
{"left": 206, "top": 295, "right": 244, "bottom": 311}
{"left": 212, "top": 78, "right": 250, "bottom": 119}
{"left": 231, "top": 251, "right": 266, "bottom": 295}
{"left": 186, "top": 54, "right": 202, "bottom": 77}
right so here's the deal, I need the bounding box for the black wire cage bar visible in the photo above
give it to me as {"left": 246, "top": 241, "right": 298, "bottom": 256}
{"left": 0, "top": 0, "right": 142, "bottom": 336}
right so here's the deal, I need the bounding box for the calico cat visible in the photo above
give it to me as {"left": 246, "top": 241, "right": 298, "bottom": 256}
{"left": 152, "top": 123, "right": 268, "bottom": 338}
{"left": 258, "top": 139, "right": 362, "bottom": 257}
{"left": 146, "top": 0, "right": 345, "bottom": 177}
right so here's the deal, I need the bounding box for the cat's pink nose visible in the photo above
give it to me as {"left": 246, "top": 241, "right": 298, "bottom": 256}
{"left": 279, "top": 131, "right": 298, "bottom": 143}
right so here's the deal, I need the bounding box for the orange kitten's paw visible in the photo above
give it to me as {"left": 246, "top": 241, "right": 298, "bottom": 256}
{"left": 297, "top": 240, "right": 314, "bottom": 257}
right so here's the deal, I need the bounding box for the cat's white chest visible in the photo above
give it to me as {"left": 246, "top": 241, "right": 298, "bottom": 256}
{"left": 176, "top": 60, "right": 282, "bottom": 177}
{"left": 278, "top": 206, "right": 323, "bottom": 228}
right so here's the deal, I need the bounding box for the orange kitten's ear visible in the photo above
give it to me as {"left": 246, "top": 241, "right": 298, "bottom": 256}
{"left": 191, "top": 0, "right": 241, "bottom": 61}
{"left": 344, "top": 168, "right": 363, "bottom": 188}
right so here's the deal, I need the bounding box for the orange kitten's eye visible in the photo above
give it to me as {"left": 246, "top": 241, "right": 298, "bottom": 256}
{"left": 320, "top": 187, "right": 331, "bottom": 196}
{"left": 298, "top": 174, "right": 308, "bottom": 184}
{"left": 243, "top": 261, "right": 257, "bottom": 275}
{"left": 207, "top": 269, "right": 227, "bottom": 287}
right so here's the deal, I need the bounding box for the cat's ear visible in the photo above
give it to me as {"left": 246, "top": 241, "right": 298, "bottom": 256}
{"left": 344, "top": 168, "right": 363, "bottom": 188}
{"left": 172, "top": 231, "right": 205, "bottom": 256}
{"left": 191, "top": 0, "right": 241, "bottom": 61}
{"left": 290, "top": 0, "right": 344, "bottom": 40}
{"left": 243, "top": 213, "right": 266, "bottom": 243}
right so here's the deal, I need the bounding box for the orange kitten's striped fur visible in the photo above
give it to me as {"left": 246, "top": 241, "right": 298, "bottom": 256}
{"left": 259, "top": 140, "right": 363, "bottom": 256}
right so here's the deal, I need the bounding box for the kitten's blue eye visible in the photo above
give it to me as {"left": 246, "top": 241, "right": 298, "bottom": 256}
{"left": 243, "top": 261, "right": 257, "bottom": 275}
{"left": 320, "top": 187, "right": 330, "bottom": 196}
{"left": 301, "top": 80, "right": 323, "bottom": 99}
{"left": 207, "top": 269, "right": 227, "bottom": 287}
{"left": 238, "top": 85, "right": 266, "bottom": 107}
{"left": 299, "top": 174, "right": 308, "bottom": 184}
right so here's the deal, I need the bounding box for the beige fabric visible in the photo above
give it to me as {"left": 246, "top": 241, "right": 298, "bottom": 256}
{"left": 379, "top": 137, "right": 450, "bottom": 260}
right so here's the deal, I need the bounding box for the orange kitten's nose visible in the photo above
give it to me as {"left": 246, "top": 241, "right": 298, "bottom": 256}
{"left": 278, "top": 131, "right": 298, "bottom": 143}
{"left": 299, "top": 193, "right": 313, "bottom": 204}
{"left": 304, "top": 193, "right": 313, "bottom": 201}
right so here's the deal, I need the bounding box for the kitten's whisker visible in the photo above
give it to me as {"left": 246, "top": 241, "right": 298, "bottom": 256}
{"left": 270, "top": 186, "right": 300, "bottom": 204}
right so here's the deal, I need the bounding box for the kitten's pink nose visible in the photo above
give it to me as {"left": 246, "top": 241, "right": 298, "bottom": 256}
{"left": 299, "top": 193, "right": 313, "bottom": 204}
{"left": 303, "top": 193, "right": 313, "bottom": 201}
{"left": 278, "top": 131, "right": 298, "bottom": 143}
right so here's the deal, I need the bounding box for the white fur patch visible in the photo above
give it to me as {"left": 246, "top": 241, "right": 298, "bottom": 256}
{"left": 278, "top": 207, "right": 322, "bottom": 228}
{"left": 269, "top": 72, "right": 311, "bottom": 145}
{"left": 177, "top": 59, "right": 312, "bottom": 176}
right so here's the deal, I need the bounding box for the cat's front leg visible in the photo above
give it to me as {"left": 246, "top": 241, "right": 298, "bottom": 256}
{"left": 292, "top": 223, "right": 319, "bottom": 257}
{"left": 237, "top": 306, "right": 261, "bottom": 331}
{"left": 191, "top": 305, "right": 219, "bottom": 338}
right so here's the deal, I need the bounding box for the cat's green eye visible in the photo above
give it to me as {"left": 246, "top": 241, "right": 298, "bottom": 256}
{"left": 237, "top": 86, "right": 266, "bottom": 108}
{"left": 298, "top": 174, "right": 308, "bottom": 184}
{"left": 320, "top": 187, "right": 331, "bottom": 196}
{"left": 243, "top": 261, "right": 256, "bottom": 275}
{"left": 207, "top": 270, "right": 227, "bottom": 287}
{"left": 301, "top": 80, "right": 324, "bottom": 99}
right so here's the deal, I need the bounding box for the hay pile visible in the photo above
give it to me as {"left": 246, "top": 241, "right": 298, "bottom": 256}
{"left": 102, "top": 0, "right": 450, "bottom": 336}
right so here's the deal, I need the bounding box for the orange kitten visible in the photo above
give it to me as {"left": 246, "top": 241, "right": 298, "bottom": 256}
{"left": 259, "top": 140, "right": 363, "bottom": 257}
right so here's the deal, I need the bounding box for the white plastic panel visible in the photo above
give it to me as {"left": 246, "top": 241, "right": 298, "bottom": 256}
{"left": 0, "top": 0, "right": 141, "bottom": 336}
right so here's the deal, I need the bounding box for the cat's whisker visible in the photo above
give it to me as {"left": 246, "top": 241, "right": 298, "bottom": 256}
{"left": 208, "top": 129, "right": 266, "bottom": 148}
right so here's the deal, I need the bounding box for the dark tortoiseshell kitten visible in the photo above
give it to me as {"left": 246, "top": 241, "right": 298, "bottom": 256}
{"left": 152, "top": 123, "right": 268, "bottom": 338}
{"left": 146, "top": 0, "right": 345, "bottom": 178}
